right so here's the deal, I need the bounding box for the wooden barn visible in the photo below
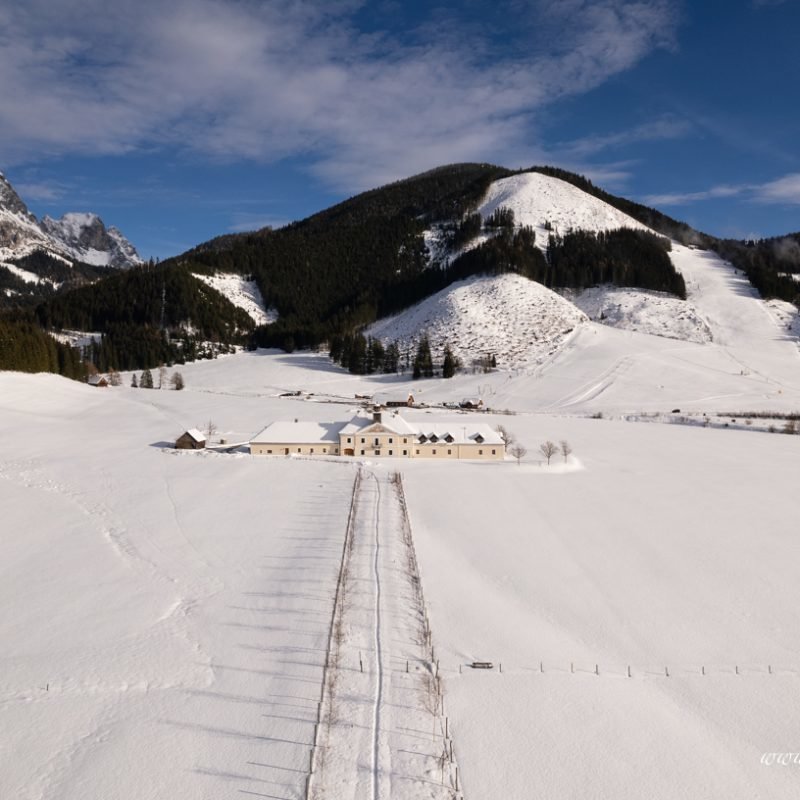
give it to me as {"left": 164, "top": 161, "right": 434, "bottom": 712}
{"left": 175, "top": 429, "right": 206, "bottom": 450}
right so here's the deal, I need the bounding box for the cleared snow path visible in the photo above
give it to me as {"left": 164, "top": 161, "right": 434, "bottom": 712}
{"left": 314, "top": 470, "right": 461, "bottom": 800}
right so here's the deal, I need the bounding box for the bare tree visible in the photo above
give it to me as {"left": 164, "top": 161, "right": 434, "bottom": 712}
{"left": 509, "top": 443, "right": 527, "bottom": 465}
{"left": 205, "top": 419, "right": 217, "bottom": 439}
{"left": 108, "top": 368, "right": 122, "bottom": 386}
{"left": 560, "top": 440, "right": 572, "bottom": 463}
{"left": 496, "top": 425, "right": 515, "bottom": 446}
{"left": 170, "top": 371, "right": 185, "bottom": 390}
{"left": 540, "top": 440, "right": 557, "bottom": 465}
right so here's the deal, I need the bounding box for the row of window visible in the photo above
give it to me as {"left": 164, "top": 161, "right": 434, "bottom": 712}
{"left": 259, "top": 446, "right": 496, "bottom": 456}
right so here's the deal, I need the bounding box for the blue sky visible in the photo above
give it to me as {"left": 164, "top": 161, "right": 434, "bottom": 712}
{"left": 0, "top": 0, "right": 797, "bottom": 259}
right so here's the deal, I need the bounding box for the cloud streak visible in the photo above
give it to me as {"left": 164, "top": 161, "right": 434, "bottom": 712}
{"left": 643, "top": 172, "right": 800, "bottom": 207}
{"left": 0, "top": 0, "right": 679, "bottom": 191}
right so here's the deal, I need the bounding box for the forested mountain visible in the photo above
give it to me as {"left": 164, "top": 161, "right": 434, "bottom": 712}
{"left": 1, "top": 162, "right": 798, "bottom": 378}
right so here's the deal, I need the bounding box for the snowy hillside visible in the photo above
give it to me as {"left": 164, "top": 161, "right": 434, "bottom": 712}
{"left": 477, "top": 172, "right": 652, "bottom": 246}
{"left": 192, "top": 272, "right": 276, "bottom": 326}
{"left": 367, "top": 273, "right": 587, "bottom": 369}
{"left": 569, "top": 285, "right": 712, "bottom": 343}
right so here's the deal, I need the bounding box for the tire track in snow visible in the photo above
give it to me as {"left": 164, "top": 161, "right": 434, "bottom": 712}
{"left": 368, "top": 472, "right": 385, "bottom": 800}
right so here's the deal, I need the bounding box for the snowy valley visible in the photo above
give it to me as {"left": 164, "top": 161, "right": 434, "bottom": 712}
{"left": 2, "top": 168, "right": 800, "bottom": 800}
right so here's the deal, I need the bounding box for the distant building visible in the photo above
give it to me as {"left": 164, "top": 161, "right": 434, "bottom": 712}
{"left": 459, "top": 397, "right": 483, "bottom": 409}
{"left": 87, "top": 374, "right": 109, "bottom": 387}
{"left": 176, "top": 429, "right": 206, "bottom": 450}
{"left": 250, "top": 408, "right": 504, "bottom": 460}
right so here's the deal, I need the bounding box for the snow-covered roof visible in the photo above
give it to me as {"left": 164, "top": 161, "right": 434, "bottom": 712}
{"left": 250, "top": 420, "right": 341, "bottom": 444}
{"left": 87, "top": 374, "right": 107, "bottom": 385}
{"left": 416, "top": 424, "right": 503, "bottom": 445}
{"left": 339, "top": 411, "right": 418, "bottom": 437}
{"left": 183, "top": 428, "right": 205, "bottom": 442}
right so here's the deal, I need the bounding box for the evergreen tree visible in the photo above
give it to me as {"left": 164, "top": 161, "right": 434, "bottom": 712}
{"left": 131, "top": 373, "right": 138, "bottom": 388}
{"left": 442, "top": 344, "right": 457, "bottom": 378}
{"left": 140, "top": 368, "right": 154, "bottom": 388}
{"left": 382, "top": 341, "right": 400, "bottom": 373}
{"left": 413, "top": 335, "right": 434, "bottom": 379}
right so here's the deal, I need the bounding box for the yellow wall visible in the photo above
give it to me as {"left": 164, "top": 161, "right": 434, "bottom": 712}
{"left": 250, "top": 443, "right": 340, "bottom": 456}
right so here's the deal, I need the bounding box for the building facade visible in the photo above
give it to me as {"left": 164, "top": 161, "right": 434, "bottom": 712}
{"left": 250, "top": 409, "right": 505, "bottom": 460}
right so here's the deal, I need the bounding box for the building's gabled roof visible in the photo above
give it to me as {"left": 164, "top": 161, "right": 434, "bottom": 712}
{"left": 250, "top": 420, "right": 341, "bottom": 444}
{"left": 339, "top": 411, "right": 417, "bottom": 437}
{"left": 87, "top": 374, "right": 108, "bottom": 385}
{"left": 183, "top": 428, "right": 205, "bottom": 442}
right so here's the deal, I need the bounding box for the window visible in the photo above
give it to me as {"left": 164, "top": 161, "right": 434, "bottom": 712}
{"left": 415, "top": 449, "right": 420, "bottom": 454}
{"left": 492, "top": 449, "right": 496, "bottom": 455}
{"left": 374, "top": 438, "right": 380, "bottom": 446}
{"left": 445, "top": 435, "right": 454, "bottom": 443}
{"left": 432, "top": 449, "right": 437, "bottom": 455}
{"left": 347, "top": 437, "right": 352, "bottom": 444}
{"left": 267, "top": 449, "right": 273, "bottom": 454}
{"left": 361, "top": 437, "right": 365, "bottom": 444}
{"left": 360, "top": 450, "right": 365, "bottom": 455}
{"left": 478, "top": 449, "right": 483, "bottom": 455}
{"left": 388, "top": 450, "right": 393, "bottom": 456}
{"left": 475, "top": 434, "right": 484, "bottom": 444}
{"left": 388, "top": 437, "right": 393, "bottom": 444}
{"left": 375, "top": 450, "right": 381, "bottom": 456}
{"left": 430, "top": 434, "right": 439, "bottom": 443}
{"left": 447, "top": 449, "right": 452, "bottom": 455}
{"left": 403, "top": 438, "right": 408, "bottom": 444}
{"left": 297, "top": 448, "right": 301, "bottom": 452}
{"left": 403, "top": 450, "right": 407, "bottom": 456}
{"left": 322, "top": 448, "right": 327, "bottom": 453}
{"left": 310, "top": 448, "right": 314, "bottom": 454}
{"left": 418, "top": 434, "right": 427, "bottom": 443}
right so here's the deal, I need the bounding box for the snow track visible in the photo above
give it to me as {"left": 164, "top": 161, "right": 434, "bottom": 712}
{"left": 369, "top": 473, "right": 385, "bottom": 800}
{"left": 313, "top": 469, "right": 461, "bottom": 800}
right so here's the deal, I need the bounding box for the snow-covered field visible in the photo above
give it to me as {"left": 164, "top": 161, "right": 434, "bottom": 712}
{"left": 3, "top": 296, "right": 800, "bottom": 799}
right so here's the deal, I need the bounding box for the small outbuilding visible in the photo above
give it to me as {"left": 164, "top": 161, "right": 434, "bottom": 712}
{"left": 87, "top": 374, "right": 109, "bottom": 387}
{"left": 176, "top": 428, "right": 206, "bottom": 450}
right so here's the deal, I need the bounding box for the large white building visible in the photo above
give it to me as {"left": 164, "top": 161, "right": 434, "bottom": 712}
{"left": 250, "top": 408, "right": 505, "bottom": 460}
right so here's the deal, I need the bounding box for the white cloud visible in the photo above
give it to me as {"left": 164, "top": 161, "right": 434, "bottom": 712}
{"left": 643, "top": 184, "right": 746, "bottom": 206}
{"left": 643, "top": 172, "right": 800, "bottom": 207}
{"left": 754, "top": 173, "right": 800, "bottom": 204}
{"left": 0, "top": 0, "right": 680, "bottom": 191}
{"left": 556, "top": 116, "right": 692, "bottom": 159}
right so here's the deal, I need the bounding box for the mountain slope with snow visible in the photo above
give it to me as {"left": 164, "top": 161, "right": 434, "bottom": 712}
{"left": 41, "top": 213, "right": 141, "bottom": 268}
{"left": 192, "top": 272, "right": 276, "bottom": 326}
{"left": 368, "top": 273, "right": 588, "bottom": 369}
{"left": 477, "top": 172, "right": 653, "bottom": 247}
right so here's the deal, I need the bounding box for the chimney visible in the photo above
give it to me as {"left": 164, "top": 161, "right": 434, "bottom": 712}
{"left": 373, "top": 406, "right": 382, "bottom": 424}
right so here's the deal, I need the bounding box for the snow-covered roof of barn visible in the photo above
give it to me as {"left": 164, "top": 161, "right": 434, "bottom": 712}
{"left": 184, "top": 428, "right": 205, "bottom": 442}
{"left": 250, "top": 420, "right": 341, "bottom": 444}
